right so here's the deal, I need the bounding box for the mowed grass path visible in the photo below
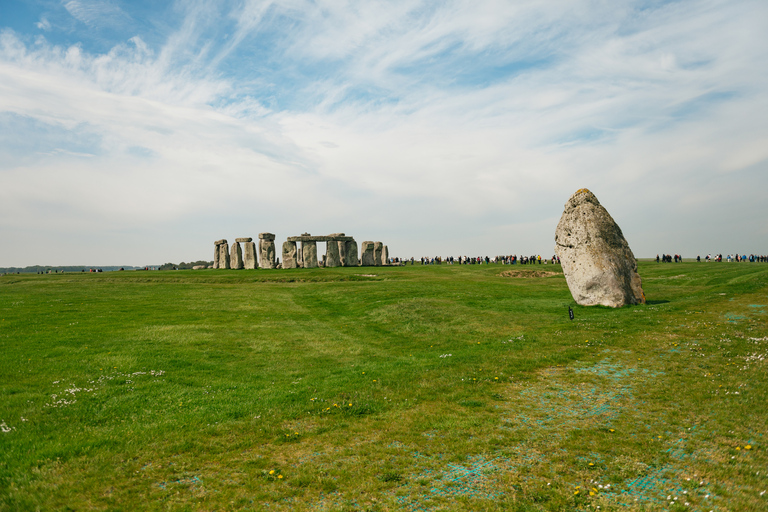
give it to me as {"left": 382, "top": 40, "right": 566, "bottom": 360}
{"left": 1, "top": 262, "right": 767, "bottom": 511}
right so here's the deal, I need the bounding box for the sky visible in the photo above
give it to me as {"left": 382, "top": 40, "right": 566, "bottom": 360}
{"left": 1, "top": 0, "right": 767, "bottom": 266}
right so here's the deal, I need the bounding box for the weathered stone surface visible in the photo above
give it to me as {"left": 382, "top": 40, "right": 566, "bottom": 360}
{"left": 259, "top": 239, "right": 276, "bottom": 269}
{"left": 243, "top": 242, "right": 257, "bottom": 269}
{"left": 230, "top": 242, "right": 244, "bottom": 269}
{"left": 373, "top": 242, "right": 383, "bottom": 267}
{"left": 214, "top": 239, "right": 227, "bottom": 246}
{"left": 236, "top": 237, "right": 252, "bottom": 243}
{"left": 192, "top": 265, "right": 206, "bottom": 270}
{"left": 325, "top": 240, "right": 341, "bottom": 267}
{"left": 344, "top": 240, "right": 359, "bottom": 266}
{"left": 259, "top": 232, "right": 276, "bottom": 241}
{"left": 360, "top": 241, "right": 375, "bottom": 266}
{"left": 213, "top": 244, "right": 221, "bottom": 268}
{"left": 219, "top": 242, "right": 231, "bottom": 269}
{"left": 337, "top": 241, "right": 347, "bottom": 266}
{"left": 302, "top": 241, "right": 318, "bottom": 268}
{"left": 297, "top": 246, "right": 304, "bottom": 268}
{"left": 554, "top": 188, "right": 645, "bottom": 308}
{"left": 282, "top": 241, "right": 298, "bottom": 269}
{"left": 382, "top": 245, "right": 389, "bottom": 266}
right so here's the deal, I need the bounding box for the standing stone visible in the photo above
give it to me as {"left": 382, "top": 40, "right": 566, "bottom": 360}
{"left": 554, "top": 188, "right": 645, "bottom": 308}
{"left": 303, "top": 241, "right": 318, "bottom": 268}
{"left": 214, "top": 239, "right": 227, "bottom": 268}
{"left": 344, "top": 240, "right": 359, "bottom": 266}
{"left": 361, "top": 241, "right": 375, "bottom": 266}
{"left": 243, "top": 241, "right": 257, "bottom": 269}
{"left": 282, "top": 241, "right": 298, "bottom": 269}
{"left": 373, "top": 242, "right": 383, "bottom": 267}
{"left": 382, "top": 245, "right": 389, "bottom": 266}
{"left": 297, "top": 246, "right": 304, "bottom": 268}
{"left": 230, "top": 242, "right": 244, "bottom": 269}
{"left": 219, "top": 242, "right": 231, "bottom": 269}
{"left": 325, "top": 240, "right": 341, "bottom": 267}
{"left": 259, "top": 240, "right": 276, "bottom": 269}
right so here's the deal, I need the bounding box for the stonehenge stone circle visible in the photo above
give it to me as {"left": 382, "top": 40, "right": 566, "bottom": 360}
{"left": 554, "top": 188, "right": 645, "bottom": 308}
{"left": 302, "top": 241, "right": 318, "bottom": 268}
{"left": 382, "top": 245, "right": 389, "bottom": 266}
{"left": 361, "top": 241, "right": 375, "bottom": 266}
{"left": 243, "top": 241, "right": 257, "bottom": 269}
{"left": 230, "top": 241, "right": 244, "bottom": 269}
{"left": 373, "top": 242, "right": 383, "bottom": 267}
{"left": 282, "top": 241, "right": 298, "bottom": 269}
{"left": 212, "top": 233, "right": 373, "bottom": 270}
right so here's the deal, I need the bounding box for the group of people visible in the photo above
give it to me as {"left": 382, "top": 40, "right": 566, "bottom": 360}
{"left": 658, "top": 254, "right": 768, "bottom": 263}
{"left": 700, "top": 254, "right": 767, "bottom": 263}
{"left": 410, "top": 255, "right": 561, "bottom": 265}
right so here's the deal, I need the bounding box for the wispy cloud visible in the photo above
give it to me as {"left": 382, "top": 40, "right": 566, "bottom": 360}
{"left": 62, "top": 0, "right": 130, "bottom": 28}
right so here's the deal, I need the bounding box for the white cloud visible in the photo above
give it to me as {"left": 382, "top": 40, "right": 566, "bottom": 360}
{"left": 36, "top": 18, "right": 52, "bottom": 31}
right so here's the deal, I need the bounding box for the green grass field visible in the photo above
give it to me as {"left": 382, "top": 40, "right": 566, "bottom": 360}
{"left": 1, "top": 261, "right": 767, "bottom": 511}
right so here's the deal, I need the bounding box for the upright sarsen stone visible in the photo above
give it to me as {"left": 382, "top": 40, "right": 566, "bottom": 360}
{"left": 302, "top": 241, "right": 318, "bottom": 268}
{"left": 230, "top": 242, "right": 244, "bottom": 269}
{"left": 282, "top": 241, "right": 298, "bottom": 269}
{"left": 243, "top": 241, "right": 257, "bottom": 269}
{"left": 344, "top": 240, "right": 359, "bottom": 266}
{"left": 373, "top": 242, "right": 383, "bottom": 267}
{"left": 218, "top": 242, "right": 231, "bottom": 269}
{"left": 325, "top": 240, "right": 341, "bottom": 267}
{"left": 554, "top": 188, "right": 645, "bottom": 308}
{"left": 259, "top": 233, "right": 276, "bottom": 269}
{"left": 361, "top": 241, "right": 375, "bottom": 266}
{"left": 213, "top": 241, "right": 222, "bottom": 269}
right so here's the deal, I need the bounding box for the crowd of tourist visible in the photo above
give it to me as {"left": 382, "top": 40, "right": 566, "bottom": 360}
{"left": 657, "top": 254, "right": 768, "bottom": 263}
{"left": 388, "top": 255, "right": 562, "bottom": 265}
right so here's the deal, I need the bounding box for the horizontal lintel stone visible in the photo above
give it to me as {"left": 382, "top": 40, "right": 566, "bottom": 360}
{"left": 287, "top": 235, "right": 354, "bottom": 242}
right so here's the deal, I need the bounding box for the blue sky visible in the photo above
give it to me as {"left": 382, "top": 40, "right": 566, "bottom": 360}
{"left": 1, "top": 0, "right": 767, "bottom": 266}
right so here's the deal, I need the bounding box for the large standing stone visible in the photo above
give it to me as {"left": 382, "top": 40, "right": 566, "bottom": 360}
{"left": 344, "top": 240, "right": 359, "bottom": 266}
{"left": 297, "top": 246, "right": 304, "bottom": 268}
{"left": 360, "top": 241, "right": 375, "bottom": 266}
{"left": 382, "top": 245, "right": 389, "bottom": 266}
{"left": 243, "top": 241, "right": 257, "bottom": 269}
{"left": 230, "top": 242, "right": 244, "bottom": 269}
{"left": 259, "top": 240, "right": 276, "bottom": 269}
{"left": 218, "top": 242, "right": 231, "bottom": 269}
{"left": 213, "top": 242, "right": 221, "bottom": 269}
{"left": 325, "top": 240, "right": 341, "bottom": 267}
{"left": 373, "top": 242, "right": 383, "bottom": 267}
{"left": 282, "top": 241, "right": 298, "bottom": 269}
{"left": 302, "top": 241, "right": 318, "bottom": 268}
{"left": 554, "top": 188, "right": 645, "bottom": 308}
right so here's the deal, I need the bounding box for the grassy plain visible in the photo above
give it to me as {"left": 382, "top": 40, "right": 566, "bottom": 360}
{"left": 1, "top": 261, "right": 767, "bottom": 511}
